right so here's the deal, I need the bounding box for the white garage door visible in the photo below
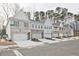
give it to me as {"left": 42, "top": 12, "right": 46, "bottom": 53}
{"left": 12, "top": 33, "right": 28, "bottom": 41}
{"left": 44, "top": 33, "right": 51, "bottom": 38}
{"left": 32, "top": 33, "right": 42, "bottom": 39}
{"left": 52, "top": 33, "right": 59, "bottom": 38}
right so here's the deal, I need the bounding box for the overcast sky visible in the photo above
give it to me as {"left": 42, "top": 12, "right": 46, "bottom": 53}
{"left": 19, "top": 3, "right": 79, "bottom": 14}
{"left": 0, "top": 3, "right": 79, "bottom": 19}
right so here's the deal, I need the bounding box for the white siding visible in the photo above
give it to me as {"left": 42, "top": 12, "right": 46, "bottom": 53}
{"left": 6, "top": 21, "right": 11, "bottom": 40}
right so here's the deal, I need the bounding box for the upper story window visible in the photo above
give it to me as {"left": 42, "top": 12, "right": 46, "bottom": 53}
{"left": 10, "top": 20, "right": 19, "bottom": 26}
{"left": 24, "top": 22, "right": 28, "bottom": 27}
{"left": 44, "top": 26, "right": 48, "bottom": 29}
{"left": 41, "top": 25, "right": 43, "bottom": 29}
{"left": 10, "top": 21, "right": 15, "bottom": 26}
{"left": 49, "top": 26, "right": 52, "bottom": 29}
{"left": 44, "top": 26, "right": 46, "bottom": 29}
{"left": 32, "top": 24, "right": 34, "bottom": 28}
{"left": 38, "top": 25, "right": 40, "bottom": 29}
{"left": 15, "top": 21, "right": 19, "bottom": 26}
{"left": 35, "top": 25, "right": 37, "bottom": 28}
{"left": 47, "top": 26, "right": 48, "bottom": 29}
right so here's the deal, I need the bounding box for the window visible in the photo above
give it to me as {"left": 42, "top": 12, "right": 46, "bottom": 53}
{"left": 10, "top": 21, "right": 15, "bottom": 26}
{"left": 35, "top": 25, "right": 37, "bottom": 28}
{"left": 24, "top": 22, "right": 28, "bottom": 27}
{"left": 49, "top": 26, "right": 52, "bottom": 29}
{"left": 38, "top": 25, "right": 40, "bottom": 28}
{"left": 15, "top": 21, "right": 19, "bottom": 26}
{"left": 10, "top": 21, "right": 19, "bottom": 26}
{"left": 47, "top": 26, "right": 48, "bottom": 29}
{"left": 44, "top": 26, "right": 46, "bottom": 29}
{"left": 32, "top": 24, "right": 34, "bottom": 28}
{"left": 41, "top": 25, "right": 43, "bottom": 29}
{"left": 45, "top": 26, "right": 48, "bottom": 29}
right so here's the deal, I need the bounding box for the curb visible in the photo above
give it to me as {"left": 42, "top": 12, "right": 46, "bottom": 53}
{"left": 0, "top": 45, "right": 19, "bottom": 50}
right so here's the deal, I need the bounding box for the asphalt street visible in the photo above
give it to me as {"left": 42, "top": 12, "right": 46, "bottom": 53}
{"left": 0, "top": 39, "right": 79, "bottom": 56}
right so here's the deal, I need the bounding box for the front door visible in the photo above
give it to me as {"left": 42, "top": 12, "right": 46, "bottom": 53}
{"left": 41, "top": 32, "right": 44, "bottom": 38}
{"left": 27, "top": 32, "right": 30, "bottom": 40}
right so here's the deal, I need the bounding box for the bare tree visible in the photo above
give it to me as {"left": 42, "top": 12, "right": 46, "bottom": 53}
{"left": 1, "top": 3, "right": 20, "bottom": 27}
{"left": 11, "top": 3, "right": 20, "bottom": 16}
{"left": 1, "top": 3, "right": 20, "bottom": 39}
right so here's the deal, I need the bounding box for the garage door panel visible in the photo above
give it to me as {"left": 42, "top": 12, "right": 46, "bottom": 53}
{"left": 32, "top": 33, "right": 41, "bottom": 39}
{"left": 12, "top": 33, "right": 28, "bottom": 41}
{"left": 31, "top": 30, "right": 43, "bottom": 39}
{"left": 44, "top": 33, "right": 51, "bottom": 38}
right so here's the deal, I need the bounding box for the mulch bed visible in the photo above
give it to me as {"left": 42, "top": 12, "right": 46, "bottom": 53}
{"left": 0, "top": 39, "right": 16, "bottom": 46}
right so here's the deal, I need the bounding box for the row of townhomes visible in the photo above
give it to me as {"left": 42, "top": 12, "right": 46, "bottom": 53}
{"left": 6, "top": 7, "right": 76, "bottom": 42}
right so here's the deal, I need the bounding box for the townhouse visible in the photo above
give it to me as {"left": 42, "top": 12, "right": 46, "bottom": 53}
{"left": 62, "top": 13, "right": 75, "bottom": 37}
{"left": 5, "top": 9, "right": 75, "bottom": 42}
{"left": 52, "top": 14, "right": 75, "bottom": 38}
{"left": 6, "top": 10, "right": 30, "bottom": 41}
{"left": 6, "top": 10, "right": 53, "bottom": 42}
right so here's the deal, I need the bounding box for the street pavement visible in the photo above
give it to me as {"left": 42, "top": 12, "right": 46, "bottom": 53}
{"left": 18, "top": 39, "right": 79, "bottom": 56}
{"left": 0, "top": 50, "right": 16, "bottom": 56}
{"left": 0, "top": 38, "right": 79, "bottom": 56}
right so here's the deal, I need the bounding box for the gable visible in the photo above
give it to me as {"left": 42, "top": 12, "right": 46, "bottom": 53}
{"left": 14, "top": 10, "right": 29, "bottom": 21}
{"left": 44, "top": 18, "right": 53, "bottom": 26}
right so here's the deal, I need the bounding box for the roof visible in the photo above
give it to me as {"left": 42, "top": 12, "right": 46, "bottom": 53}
{"left": 29, "top": 19, "right": 45, "bottom": 24}
{"left": 9, "top": 17, "right": 28, "bottom": 22}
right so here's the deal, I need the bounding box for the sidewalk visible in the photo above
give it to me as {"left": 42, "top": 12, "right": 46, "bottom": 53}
{"left": 0, "top": 36, "right": 79, "bottom": 50}
{"left": 14, "top": 40, "right": 44, "bottom": 48}
{"left": 0, "top": 40, "right": 44, "bottom": 50}
{"left": 0, "top": 45, "right": 18, "bottom": 50}
{"left": 39, "top": 36, "right": 79, "bottom": 44}
{"left": 39, "top": 39, "right": 60, "bottom": 44}
{"left": 56, "top": 36, "right": 79, "bottom": 42}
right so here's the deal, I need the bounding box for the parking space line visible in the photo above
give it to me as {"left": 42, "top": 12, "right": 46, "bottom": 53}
{"left": 13, "top": 49, "right": 23, "bottom": 56}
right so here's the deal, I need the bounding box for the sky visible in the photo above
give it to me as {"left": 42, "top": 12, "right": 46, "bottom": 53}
{"left": 19, "top": 3, "right": 79, "bottom": 14}
{"left": 0, "top": 3, "right": 79, "bottom": 26}
{"left": 0, "top": 3, "right": 79, "bottom": 21}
